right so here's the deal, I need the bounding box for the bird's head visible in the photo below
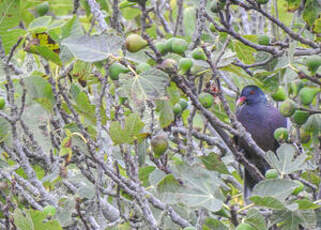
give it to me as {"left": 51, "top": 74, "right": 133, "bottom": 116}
{"left": 237, "top": 85, "right": 267, "bottom": 106}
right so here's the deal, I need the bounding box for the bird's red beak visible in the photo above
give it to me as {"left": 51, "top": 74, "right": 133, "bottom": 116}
{"left": 236, "top": 96, "right": 246, "bottom": 106}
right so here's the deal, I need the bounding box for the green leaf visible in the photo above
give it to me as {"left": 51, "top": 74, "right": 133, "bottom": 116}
{"left": 14, "top": 209, "right": 34, "bottom": 230}
{"left": 266, "top": 143, "right": 307, "bottom": 175}
{"left": 0, "top": 29, "right": 26, "bottom": 55}
{"left": 313, "top": 18, "right": 321, "bottom": 33}
{"left": 285, "top": 0, "right": 302, "bottom": 11}
{"left": 252, "top": 179, "right": 299, "bottom": 200}
{"left": 202, "top": 218, "right": 228, "bottom": 230}
{"left": 139, "top": 166, "right": 155, "bottom": 187}
{"left": 34, "top": 46, "right": 62, "bottom": 65}
{"left": 0, "top": 117, "right": 10, "bottom": 142}
{"left": 233, "top": 41, "right": 256, "bottom": 65}
{"left": 200, "top": 152, "right": 229, "bottom": 174}
{"left": 0, "top": 0, "right": 20, "bottom": 31}
{"left": 250, "top": 196, "right": 286, "bottom": 210}
{"left": 30, "top": 209, "right": 63, "bottom": 230}
{"left": 244, "top": 209, "right": 267, "bottom": 230}
{"left": 159, "top": 163, "right": 225, "bottom": 212}
{"left": 155, "top": 99, "right": 174, "bottom": 128}
{"left": 296, "top": 199, "right": 321, "bottom": 210}
{"left": 119, "top": 68, "right": 170, "bottom": 106}
{"left": 109, "top": 113, "right": 145, "bottom": 144}
{"left": 62, "top": 34, "right": 122, "bottom": 62}
{"left": 24, "top": 76, "right": 55, "bottom": 112}
{"left": 303, "top": 0, "right": 321, "bottom": 27}
{"left": 28, "top": 16, "right": 53, "bottom": 33}
{"left": 61, "top": 16, "right": 84, "bottom": 39}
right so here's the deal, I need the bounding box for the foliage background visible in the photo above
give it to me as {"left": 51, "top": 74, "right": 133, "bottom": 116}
{"left": 0, "top": 0, "right": 321, "bottom": 229}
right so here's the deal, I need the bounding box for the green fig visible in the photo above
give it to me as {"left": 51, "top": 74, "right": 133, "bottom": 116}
{"left": 136, "top": 63, "right": 151, "bottom": 74}
{"left": 304, "top": 114, "right": 321, "bottom": 133}
{"left": 292, "top": 110, "right": 310, "bottom": 125}
{"left": 265, "top": 169, "right": 279, "bottom": 179}
{"left": 256, "top": 0, "right": 269, "bottom": 4}
{"left": 173, "top": 103, "right": 182, "bottom": 115}
{"left": 272, "top": 87, "right": 287, "bottom": 101}
{"left": 289, "top": 80, "right": 304, "bottom": 98}
{"left": 236, "top": 223, "right": 256, "bottom": 230}
{"left": 210, "top": 0, "right": 226, "bottom": 13}
{"left": 36, "top": 2, "right": 49, "bottom": 16}
{"left": 171, "top": 38, "right": 188, "bottom": 55}
{"left": 151, "top": 135, "right": 168, "bottom": 158}
{"left": 191, "top": 48, "right": 207, "bottom": 61}
{"left": 258, "top": 35, "right": 270, "bottom": 45}
{"left": 306, "top": 56, "right": 321, "bottom": 74}
{"left": 0, "top": 98, "right": 5, "bottom": 110}
{"left": 292, "top": 180, "right": 304, "bottom": 195}
{"left": 299, "top": 87, "right": 320, "bottom": 105}
{"left": 274, "top": 127, "right": 288, "bottom": 142}
{"left": 199, "top": 92, "right": 214, "bottom": 108}
{"left": 125, "top": 34, "right": 148, "bottom": 52}
{"left": 155, "top": 41, "right": 169, "bottom": 55}
{"left": 178, "top": 58, "right": 193, "bottom": 74}
{"left": 165, "top": 38, "right": 175, "bottom": 52}
{"left": 279, "top": 99, "right": 296, "bottom": 117}
{"left": 109, "top": 63, "right": 129, "bottom": 80}
{"left": 159, "top": 58, "right": 177, "bottom": 73}
{"left": 178, "top": 98, "right": 188, "bottom": 110}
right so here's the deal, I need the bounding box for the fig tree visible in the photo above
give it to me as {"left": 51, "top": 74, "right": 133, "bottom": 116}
{"left": 125, "top": 34, "right": 148, "bottom": 52}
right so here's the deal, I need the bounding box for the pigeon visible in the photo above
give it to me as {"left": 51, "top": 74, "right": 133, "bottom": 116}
{"left": 236, "top": 85, "right": 287, "bottom": 200}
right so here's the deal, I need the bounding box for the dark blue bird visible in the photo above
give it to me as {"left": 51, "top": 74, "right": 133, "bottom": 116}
{"left": 236, "top": 85, "right": 287, "bottom": 200}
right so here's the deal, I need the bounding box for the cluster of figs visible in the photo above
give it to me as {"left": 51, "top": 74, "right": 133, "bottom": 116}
{"left": 273, "top": 56, "right": 321, "bottom": 144}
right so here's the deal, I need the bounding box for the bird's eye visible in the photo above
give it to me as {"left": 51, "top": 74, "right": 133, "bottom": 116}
{"left": 250, "top": 90, "right": 255, "bottom": 95}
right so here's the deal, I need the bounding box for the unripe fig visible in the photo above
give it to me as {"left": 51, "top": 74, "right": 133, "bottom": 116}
{"left": 178, "top": 58, "right": 193, "bottom": 74}
{"left": 236, "top": 223, "right": 256, "bottom": 230}
{"left": 274, "top": 127, "right": 288, "bottom": 142}
{"left": 171, "top": 38, "right": 188, "bottom": 55}
{"left": 292, "top": 180, "right": 304, "bottom": 195}
{"left": 279, "top": 99, "right": 296, "bottom": 117}
{"left": 159, "top": 58, "right": 177, "bottom": 73}
{"left": 136, "top": 63, "right": 151, "bottom": 73}
{"left": 173, "top": 103, "right": 182, "bottom": 115}
{"left": 256, "top": 0, "right": 269, "bottom": 4}
{"left": 36, "top": 2, "right": 49, "bottom": 16}
{"left": 258, "top": 35, "right": 270, "bottom": 45}
{"left": 289, "top": 80, "right": 304, "bottom": 98}
{"left": 165, "top": 38, "right": 175, "bottom": 52}
{"left": 151, "top": 135, "right": 168, "bottom": 158}
{"left": 109, "top": 63, "right": 130, "bottom": 80}
{"left": 306, "top": 56, "right": 321, "bottom": 74}
{"left": 292, "top": 110, "right": 310, "bottom": 125}
{"left": 299, "top": 87, "right": 320, "bottom": 105}
{"left": 265, "top": 169, "right": 279, "bottom": 179}
{"left": 125, "top": 34, "right": 148, "bottom": 52}
{"left": 272, "top": 87, "right": 287, "bottom": 101}
{"left": 155, "top": 41, "right": 169, "bottom": 55}
{"left": 178, "top": 98, "right": 188, "bottom": 110}
{"left": 199, "top": 92, "right": 214, "bottom": 108}
{"left": 0, "top": 98, "right": 5, "bottom": 110}
{"left": 191, "top": 48, "right": 207, "bottom": 61}
{"left": 210, "top": 0, "right": 226, "bottom": 13}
